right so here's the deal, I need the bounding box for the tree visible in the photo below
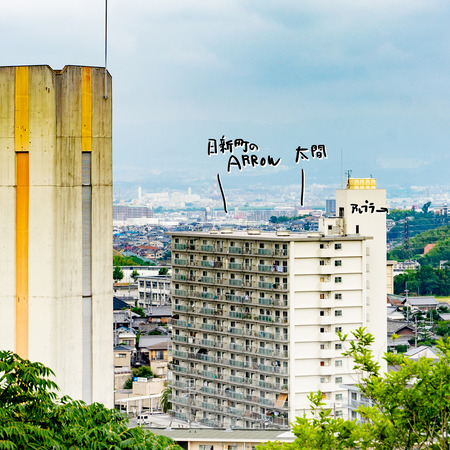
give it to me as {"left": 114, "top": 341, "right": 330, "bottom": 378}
{"left": 160, "top": 382, "right": 172, "bottom": 413}
{"left": 0, "top": 350, "right": 182, "bottom": 449}
{"left": 158, "top": 267, "right": 169, "bottom": 275}
{"left": 131, "top": 269, "right": 140, "bottom": 282}
{"left": 113, "top": 264, "right": 124, "bottom": 282}
{"left": 257, "top": 328, "right": 450, "bottom": 450}
{"left": 269, "top": 215, "right": 278, "bottom": 224}
{"left": 422, "top": 201, "right": 432, "bottom": 214}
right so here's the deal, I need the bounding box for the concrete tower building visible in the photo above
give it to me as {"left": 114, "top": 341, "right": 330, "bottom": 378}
{"left": 0, "top": 65, "right": 113, "bottom": 406}
{"left": 169, "top": 179, "right": 387, "bottom": 428}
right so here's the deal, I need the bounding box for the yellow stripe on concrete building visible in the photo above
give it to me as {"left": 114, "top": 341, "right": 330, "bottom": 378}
{"left": 81, "top": 67, "right": 92, "bottom": 151}
{"left": 15, "top": 66, "right": 30, "bottom": 357}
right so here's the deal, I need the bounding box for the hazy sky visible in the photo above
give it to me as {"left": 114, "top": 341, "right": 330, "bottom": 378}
{"left": 2, "top": 0, "right": 449, "bottom": 192}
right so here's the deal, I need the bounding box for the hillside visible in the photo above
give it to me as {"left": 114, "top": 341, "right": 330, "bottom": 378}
{"left": 388, "top": 224, "right": 450, "bottom": 266}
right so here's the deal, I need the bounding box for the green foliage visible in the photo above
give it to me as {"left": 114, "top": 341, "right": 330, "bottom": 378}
{"left": 422, "top": 201, "right": 432, "bottom": 214}
{"left": 394, "top": 265, "right": 450, "bottom": 296}
{"left": 158, "top": 267, "right": 169, "bottom": 275}
{"left": 258, "top": 328, "right": 450, "bottom": 450}
{"left": 388, "top": 224, "right": 450, "bottom": 263}
{"left": 0, "top": 350, "right": 182, "bottom": 449}
{"left": 436, "top": 321, "right": 450, "bottom": 337}
{"left": 113, "top": 254, "right": 156, "bottom": 266}
{"left": 132, "top": 306, "right": 146, "bottom": 317}
{"left": 148, "top": 329, "right": 163, "bottom": 335}
{"left": 160, "top": 383, "right": 172, "bottom": 413}
{"left": 132, "top": 366, "right": 154, "bottom": 379}
{"left": 131, "top": 269, "right": 140, "bottom": 282}
{"left": 124, "top": 377, "right": 133, "bottom": 389}
{"left": 113, "top": 264, "right": 124, "bottom": 282}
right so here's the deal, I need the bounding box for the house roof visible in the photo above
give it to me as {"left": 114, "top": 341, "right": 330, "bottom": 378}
{"left": 113, "top": 297, "right": 130, "bottom": 310}
{"left": 387, "top": 320, "right": 415, "bottom": 335}
{"left": 149, "top": 428, "right": 295, "bottom": 443}
{"left": 404, "top": 346, "right": 438, "bottom": 359}
{"left": 139, "top": 335, "right": 170, "bottom": 349}
{"left": 406, "top": 296, "right": 438, "bottom": 307}
{"left": 439, "top": 313, "right": 450, "bottom": 321}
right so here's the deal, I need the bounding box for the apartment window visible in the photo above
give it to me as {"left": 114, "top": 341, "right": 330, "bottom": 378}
{"left": 320, "top": 327, "right": 326, "bottom": 333}
{"left": 335, "top": 377, "right": 342, "bottom": 383}
{"left": 335, "top": 327, "right": 342, "bottom": 333}
{"left": 320, "top": 260, "right": 325, "bottom": 266}
{"left": 320, "top": 293, "right": 325, "bottom": 299}
{"left": 351, "top": 392, "right": 358, "bottom": 400}
{"left": 335, "top": 360, "right": 342, "bottom": 367}
{"left": 320, "top": 243, "right": 325, "bottom": 249}
{"left": 320, "top": 377, "right": 327, "bottom": 383}
{"left": 334, "top": 260, "right": 342, "bottom": 266}
{"left": 335, "top": 343, "right": 342, "bottom": 350}
{"left": 335, "top": 411, "right": 343, "bottom": 417}
{"left": 320, "top": 344, "right": 325, "bottom": 350}
{"left": 320, "top": 310, "right": 325, "bottom": 316}
{"left": 335, "top": 277, "right": 342, "bottom": 283}
{"left": 335, "top": 293, "right": 342, "bottom": 300}
{"left": 335, "top": 310, "right": 342, "bottom": 317}
{"left": 335, "top": 243, "right": 342, "bottom": 250}
{"left": 328, "top": 225, "right": 332, "bottom": 230}
{"left": 336, "top": 393, "right": 343, "bottom": 401}
{"left": 320, "top": 361, "right": 325, "bottom": 367}
{"left": 351, "top": 410, "right": 358, "bottom": 419}
{"left": 199, "top": 446, "right": 214, "bottom": 450}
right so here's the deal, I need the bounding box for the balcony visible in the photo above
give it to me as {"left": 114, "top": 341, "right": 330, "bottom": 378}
{"left": 174, "top": 304, "right": 188, "bottom": 312}
{"left": 229, "top": 246, "right": 242, "bottom": 254}
{"left": 173, "top": 319, "right": 187, "bottom": 327}
{"left": 225, "top": 390, "right": 244, "bottom": 400}
{"left": 200, "top": 307, "right": 215, "bottom": 315}
{"left": 229, "top": 359, "right": 245, "bottom": 368}
{"left": 174, "top": 289, "right": 187, "bottom": 296}
{"left": 257, "top": 248, "right": 273, "bottom": 256}
{"left": 200, "top": 292, "right": 215, "bottom": 299}
{"left": 230, "top": 343, "right": 243, "bottom": 351}
{"left": 258, "top": 281, "right": 273, "bottom": 289}
{"left": 173, "top": 335, "right": 188, "bottom": 343}
{"left": 174, "top": 274, "right": 187, "bottom": 281}
{"left": 201, "top": 260, "right": 214, "bottom": 267}
{"left": 258, "top": 347, "right": 274, "bottom": 356}
{"left": 201, "top": 323, "right": 215, "bottom": 331}
{"left": 173, "top": 243, "right": 187, "bottom": 250}
{"left": 173, "top": 258, "right": 187, "bottom": 265}
{"left": 229, "top": 279, "right": 243, "bottom": 286}
{"left": 258, "top": 264, "right": 272, "bottom": 272}
{"left": 201, "top": 245, "right": 215, "bottom": 252}
{"left": 229, "top": 311, "right": 243, "bottom": 319}
{"left": 229, "top": 262, "right": 243, "bottom": 270}
{"left": 200, "top": 276, "right": 214, "bottom": 284}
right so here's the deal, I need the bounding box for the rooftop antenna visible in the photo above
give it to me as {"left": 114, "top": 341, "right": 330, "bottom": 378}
{"left": 104, "top": 0, "right": 108, "bottom": 99}
{"left": 345, "top": 170, "right": 352, "bottom": 188}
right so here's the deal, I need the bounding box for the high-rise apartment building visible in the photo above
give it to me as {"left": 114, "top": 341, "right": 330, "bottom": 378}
{"left": 169, "top": 180, "right": 387, "bottom": 428}
{"left": 0, "top": 65, "right": 113, "bottom": 406}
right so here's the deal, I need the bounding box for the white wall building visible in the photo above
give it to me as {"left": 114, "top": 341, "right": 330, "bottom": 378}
{"left": 168, "top": 181, "right": 387, "bottom": 428}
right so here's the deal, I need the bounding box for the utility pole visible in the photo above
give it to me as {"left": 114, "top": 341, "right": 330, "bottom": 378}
{"left": 405, "top": 289, "right": 409, "bottom": 322}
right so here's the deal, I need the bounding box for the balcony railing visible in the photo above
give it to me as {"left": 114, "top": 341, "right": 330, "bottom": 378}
{"left": 173, "top": 243, "right": 186, "bottom": 250}
{"left": 229, "top": 246, "right": 242, "bottom": 254}
{"left": 229, "top": 279, "right": 243, "bottom": 286}
{"left": 173, "top": 259, "right": 187, "bottom": 265}
{"left": 229, "top": 262, "right": 243, "bottom": 270}
{"left": 201, "top": 245, "right": 215, "bottom": 252}
{"left": 200, "top": 276, "right": 214, "bottom": 284}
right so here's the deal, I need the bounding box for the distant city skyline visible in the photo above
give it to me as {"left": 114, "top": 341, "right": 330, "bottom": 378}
{"left": 3, "top": 1, "right": 449, "bottom": 190}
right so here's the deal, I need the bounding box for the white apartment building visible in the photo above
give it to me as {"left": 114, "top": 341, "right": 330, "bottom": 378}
{"left": 137, "top": 275, "right": 172, "bottom": 308}
{"left": 169, "top": 180, "right": 387, "bottom": 429}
